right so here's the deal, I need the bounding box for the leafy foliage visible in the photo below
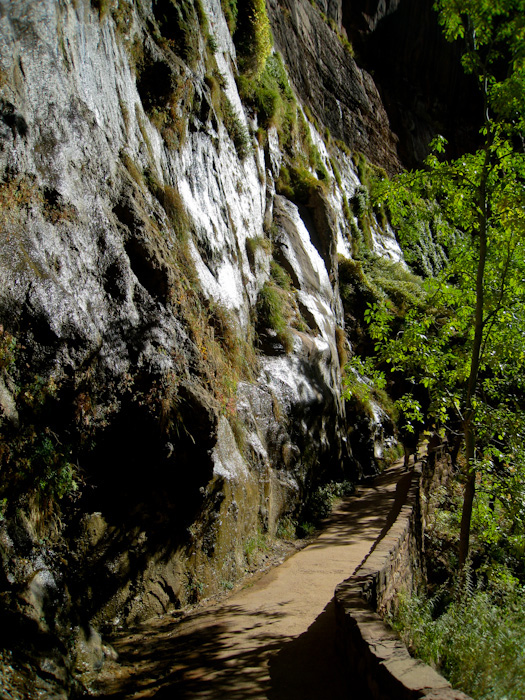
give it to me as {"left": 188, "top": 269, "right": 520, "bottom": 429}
{"left": 390, "top": 584, "right": 525, "bottom": 700}
{"left": 370, "top": 0, "right": 525, "bottom": 568}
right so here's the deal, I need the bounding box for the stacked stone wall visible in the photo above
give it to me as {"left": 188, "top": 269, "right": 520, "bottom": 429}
{"left": 334, "top": 467, "right": 473, "bottom": 700}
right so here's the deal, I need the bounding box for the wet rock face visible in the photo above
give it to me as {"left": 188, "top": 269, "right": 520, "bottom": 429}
{"left": 0, "top": 0, "right": 404, "bottom": 695}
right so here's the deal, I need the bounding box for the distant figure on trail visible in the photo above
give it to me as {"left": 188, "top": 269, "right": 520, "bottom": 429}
{"left": 426, "top": 429, "right": 443, "bottom": 470}
{"left": 399, "top": 421, "right": 420, "bottom": 471}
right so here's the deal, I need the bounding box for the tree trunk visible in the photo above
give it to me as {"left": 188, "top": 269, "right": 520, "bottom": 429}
{"left": 458, "top": 420, "right": 476, "bottom": 569}
{"left": 457, "top": 138, "right": 490, "bottom": 572}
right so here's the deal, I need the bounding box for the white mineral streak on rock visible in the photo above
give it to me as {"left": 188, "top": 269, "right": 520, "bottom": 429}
{"left": 174, "top": 128, "right": 266, "bottom": 325}
{"left": 266, "top": 125, "right": 282, "bottom": 177}
{"left": 308, "top": 124, "right": 357, "bottom": 258}
{"left": 212, "top": 416, "right": 249, "bottom": 480}
{"left": 272, "top": 197, "right": 339, "bottom": 376}
{"left": 276, "top": 197, "right": 332, "bottom": 297}
{"left": 263, "top": 353, "right": 321, "bottom": 407}
{"left": 371, "top": 220, "right": 405, "bottom": 263}
{"left": 203, "top": 0, "right": 237, "bottom": 59}
{"left": 308, "top": 118, "right": 404, "bottom": 262}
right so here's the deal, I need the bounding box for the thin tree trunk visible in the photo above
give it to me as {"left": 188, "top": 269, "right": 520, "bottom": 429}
{"left": 457, "top": 139, "right": 490, "bottom": 572}
{"left": 458, "top": 421, "right": 476, "bottom": 568}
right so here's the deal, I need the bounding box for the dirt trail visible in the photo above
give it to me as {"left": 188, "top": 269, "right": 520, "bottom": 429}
{"left": 89, "top": 463, "right": 414, "bottom": 700}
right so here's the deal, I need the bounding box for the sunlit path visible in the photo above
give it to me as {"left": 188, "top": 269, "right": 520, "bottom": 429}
{"left": 88, "top": 463, "right": 413, "bottom": 699}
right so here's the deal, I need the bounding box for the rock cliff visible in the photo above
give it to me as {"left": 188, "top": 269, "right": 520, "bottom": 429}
{"left": 340, "top": 0, "right": 482, "bottom": 166}
{"left": 0, "top": 0, "right": 408, "bottom": 696}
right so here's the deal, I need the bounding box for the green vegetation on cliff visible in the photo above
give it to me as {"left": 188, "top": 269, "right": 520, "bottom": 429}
{"left": 234, "top": 0, "right": 273, "bottom": 78}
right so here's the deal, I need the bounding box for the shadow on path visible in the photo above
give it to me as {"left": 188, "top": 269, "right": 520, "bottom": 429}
{"left": 266, "top": 465, "right": 415, "bottom": 700}
{"left": 89, "top": 605, "right": 287, "bottom": 699}
{"left": 268, "top": 600, "right": 352, "bottom": 700}
{"left": 307, "top": 464, "right": 412, "bottom": 552}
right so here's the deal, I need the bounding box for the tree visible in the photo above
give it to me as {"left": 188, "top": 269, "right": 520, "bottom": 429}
{"left": 371, "top": 0, "right": 525, "bottom": 570}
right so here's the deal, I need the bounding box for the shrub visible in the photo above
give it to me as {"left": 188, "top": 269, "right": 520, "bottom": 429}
{"left": 152, "top": 0, "right": 201, "bottom": 69}
{"left": 297, "top": 521, "right": 316, "bottom": 537}
{"left": 338, "top": 254, "right": 425, "bottom": 319}
{"left": 391, "top": 586, "right": 525, "bottom": 700}
{"left": 238, "top": 53, "right": 296, "bottom": 141}
{"left": 221, "top": 0, "right": 238, "bottom": 33}
{"left": 112, "top": 0, "right": 134, "bottom": 36}
{"left": 365, "top": 256, "right": 425, "bottom": 314}
{"left": 340, "top": 35, "right": 354, "bottom": 56}
{"left": 158, "top": 185, "right": 191, "bottom": 240}
{"left": 331, "top": 158, "right": 342, "bottom": 187}
{"left": 207, "top": 34, "right": 218, "bottom": 53}
{"left": 246, "top": 236, "right": 272, "bottom": 269}
{"left": 342, "top": 354, "right": 395, "bottom": 419}
{"left": 222, "top": 98, "right": 251, "bottom": 159}
{"left": 338, "top": 256, "right": 375, "bottom": 310}
{"left": 276, "top": 164, "right": 325, "bottom": 205}
{"left": 256, "top": 280, "right": 294, "bottom": 352}
{"left": 276, "top": 515, "right": 297, "bottom": 539}
{"left": 33, "top": 434, "right": 78, "bottom": 500}
{"left": 270, "top": 260, "right": 291, "bottom": 290}
{"left": 244, "top": 528, "right": 269, "bottom": 566}
{"left": 351, "top": 186, "right": 369, "bottom": 217}
{"left": 303, "top": 481, "right": 355, "bottom": 523}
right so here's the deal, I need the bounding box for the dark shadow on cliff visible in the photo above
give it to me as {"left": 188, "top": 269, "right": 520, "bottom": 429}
{"left": 342, "top": 0, "right": 482, "bottom": 168}
{"left": 63, "top": 384, "right": 221, "bottom": 622}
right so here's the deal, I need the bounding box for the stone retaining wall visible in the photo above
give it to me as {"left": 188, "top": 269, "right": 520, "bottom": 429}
{"left": 334, "top": 467, "right": 473, "bottom": 700}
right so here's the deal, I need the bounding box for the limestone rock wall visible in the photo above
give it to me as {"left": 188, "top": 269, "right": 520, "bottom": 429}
{"left": 268, "top": 0, "right": 401, "bottom": 175}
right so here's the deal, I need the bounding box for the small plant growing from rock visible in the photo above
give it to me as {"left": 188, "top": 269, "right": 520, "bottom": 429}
{"left": 256, "top": 281, "right": 294, "bottom": 353}
{"left": 222, "top": 98, "right": 251, "bottom": 160}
